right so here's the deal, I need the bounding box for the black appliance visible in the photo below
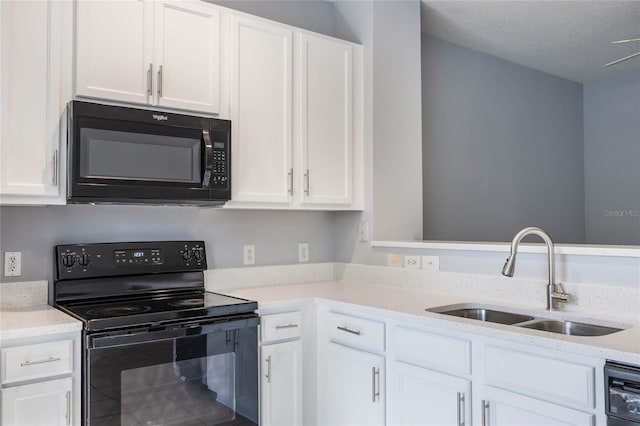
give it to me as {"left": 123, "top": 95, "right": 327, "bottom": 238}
{"left": 67, "top": 101, "right": 231, "bottom": 205}
{"left": 53, "top": 241, "right": 258, "bottom": 426}
{"left": 606, "top": 361, "right": 640, "bottom": 425}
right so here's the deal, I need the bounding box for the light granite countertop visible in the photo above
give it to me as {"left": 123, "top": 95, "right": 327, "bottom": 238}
{"left": 0, "top": 305, "right": 82, "bottom": 341}
{"left": 223, "top": 280, "right": 640, "bottom": 365}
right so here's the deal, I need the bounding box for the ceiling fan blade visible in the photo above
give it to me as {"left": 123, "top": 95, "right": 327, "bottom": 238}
{"left": 612, "top": 38, "right": 640, "bottom": 44}
{"left": 605, "top": 51, "right": 640, "bottom": 67}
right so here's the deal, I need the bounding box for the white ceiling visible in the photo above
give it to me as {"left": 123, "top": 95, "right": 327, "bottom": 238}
{"left": 421, "top": 1, "right": 640, "bottom": 83}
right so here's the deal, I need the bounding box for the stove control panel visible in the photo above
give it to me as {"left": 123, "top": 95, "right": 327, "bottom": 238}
{"left": 55, "top": 241, "right": 207, "bottom": 280}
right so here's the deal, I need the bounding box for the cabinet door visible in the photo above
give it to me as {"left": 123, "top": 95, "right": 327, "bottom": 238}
{"left": 0, "top": 0, "right": 70, "bottom": 203}
{"left": 297, "top": 33, "right": 353, "bottom": 205}
{"left": 390, "top": 362, "right": 470, "bottom": 426}
{"left": 261, "top": 340, "right": 303, "bottom": 426}
{"left": 1, "top": 377, "right": 72, "bottom": 426}
{"left": 328, "top": 343, "right": 384, "bottom": 426}
{"left": 230, "top": 14, "right": 293, "bottom": 204}
{"left": 154, "top": 0, "right": 220, "bottom": 113}
{"left": 483, "top": 387, "right": 595, "bottom": 426}
{"left": 75, "top": 0, "right": 153, "bottom": 104}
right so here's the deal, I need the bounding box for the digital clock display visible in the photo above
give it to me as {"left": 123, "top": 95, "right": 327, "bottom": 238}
{"left": 113, "top": 249, "right": 163, "bottom": 265}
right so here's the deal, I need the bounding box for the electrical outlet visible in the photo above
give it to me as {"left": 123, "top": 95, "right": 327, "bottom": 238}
{"left": 387, "top": 253, "right": 403, "bottom": 267}
{"left": 4, "top": 252, "right": 22, "bottom": 277}
{"left": 404, "top": 255, "right": 420, "bottom": 269}
{"left": 422, "top": 255, "right": 440, "bottom": 271}
{"left": 243, "top": 245, "right": 255, "bottom": 266}
{"left": 358, "top": 221, "right": 369, "bottom": 242}
{"left": 298, "top": 243, "right": 309, "bottom": 262}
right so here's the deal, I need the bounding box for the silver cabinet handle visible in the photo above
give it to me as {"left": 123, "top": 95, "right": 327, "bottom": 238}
{"left": 457, "top": 392, "right": 465, "bottom": 426}
{"left": 287, "top": 168, "right": 293, "bottom": 195}
{"left": 265, "top": 355, "right": 272, "bottom": 383}
{"left": 371, "top": 366, "right": 380, "bottom": 403}
{"left": 337, "top": 326, "right": 361, "bottom": 336}
{"left": 481, "top": 400, "right": 490, "bottom": 426}
{"left": 20, "top": 357, "right": 61, "bottom": 367}
{"left": 147, "top": 63, "right": 153, "bottom": 96}
{"left": 304, "top": 169, "right": 310, "bottom": 196}
{"left": 52, "top": 149, "right": 59, "bottom": 186}
{"left": 275, "top": 324, "right": 298, "bottom": 329}
{"left": 157, "top": 65, "right": 163, "bottom": 98}
{"left": 65, "top": 390, "right": 71, "bottom": 425}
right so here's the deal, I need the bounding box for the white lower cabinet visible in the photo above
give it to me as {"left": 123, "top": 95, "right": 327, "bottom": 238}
{"left": 481, "top": 387, "right": 595, "bottom": 426}
{"left": 261, "top": 340, "right": 303, "bottom": 426}
{"left": 260, "top": 310, "right": 304, "bottom": 426}
{"left": 390, "top": 362, "right": 470, "bottom": 426}
{"left": 1, "top": 377, "right": 72, "bottom": 426}
{"left": 1, "top": 332, "right": 80, "bottom": 426}
{"left": 328, "top": 342, "right": 384, "bottom": 426}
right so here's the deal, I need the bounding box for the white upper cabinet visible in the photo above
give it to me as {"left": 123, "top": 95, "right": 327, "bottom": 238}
{"left": 226, "top": 12, "right": 363, "bottom": 210}
{"left": 230, "top": 14, "right": 293, "bottom": 203}
{"left": 297, "top": 33, "right": 353, "bottom": 206}
{"left": 0, "top": 0, "right": 72, "bottom": 205}
{"left": 154, "top": 1, "right": 220, "bottom": 113}
{"left": 75, "top": 0, "right": 153, "bottom": 105}
{"left": 75, "top": 0, "right": 221, "bottom": 114}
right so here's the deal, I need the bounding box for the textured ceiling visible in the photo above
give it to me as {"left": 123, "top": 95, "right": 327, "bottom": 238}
{"left": 421, "top": 1, "right": 640, "bottom": 83}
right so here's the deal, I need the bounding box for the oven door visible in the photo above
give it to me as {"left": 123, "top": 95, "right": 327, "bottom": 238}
{"left": 68, "top": 101, "right": 230, "bottom": 205}
{"left": 85, "top": 316, "right": 258, "bottom": 426}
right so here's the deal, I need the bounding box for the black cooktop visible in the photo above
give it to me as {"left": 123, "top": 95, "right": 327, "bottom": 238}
{"left": 58, "top": 290, "right": 258, "bottom": 331}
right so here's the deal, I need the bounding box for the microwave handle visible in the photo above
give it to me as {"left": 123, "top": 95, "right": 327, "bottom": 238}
{"left": 202, "top": 129, "right": 213, "bottom": 188}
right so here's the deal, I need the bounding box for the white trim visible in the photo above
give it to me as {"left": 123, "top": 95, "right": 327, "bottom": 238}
{"left": 371, "top": 240, "right": 640, "bottom": 258}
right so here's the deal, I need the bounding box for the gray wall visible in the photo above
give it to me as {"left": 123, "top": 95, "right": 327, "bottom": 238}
{"left": 584, "top": 72, "right": 640, "bottom": 245}
{"left": 209, "top": 0, "right": 335, "bottom": 36}
{"left": 421, "top": 35, "right": 585, "bottom": 243}
{"left": 0, "top": 205, "right": 334, "bottom": 283}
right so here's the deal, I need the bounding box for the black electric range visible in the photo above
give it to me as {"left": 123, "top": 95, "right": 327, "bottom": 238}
{"left": 52, "top": 241, "right": 259, "bottom": 426}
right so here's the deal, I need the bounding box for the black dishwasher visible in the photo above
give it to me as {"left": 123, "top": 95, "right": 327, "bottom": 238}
{"left": 606, "top": 362, "right": 640, "bottom": 425}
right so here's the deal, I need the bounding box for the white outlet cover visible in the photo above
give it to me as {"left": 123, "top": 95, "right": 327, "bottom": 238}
{"left": 422, "top": 255, "right": 440, "bottom": 271}
{"left": 4, "top": 252, "right": 22, "bottom": 277}
{"left": 404, "top": 255, "right": 421, "bottom": 269}
{"left": 243, "top": 245, "right": 255, "bottom": 266}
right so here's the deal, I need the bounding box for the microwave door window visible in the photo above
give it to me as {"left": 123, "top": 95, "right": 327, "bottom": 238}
{"left": 79, "top": 128, "right": 201, "bottom": 183}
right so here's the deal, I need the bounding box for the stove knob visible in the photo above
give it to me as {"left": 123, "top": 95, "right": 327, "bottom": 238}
{"left": 79, "top": 254, "right": 91, "bottom": 267}
{"left": 62, "top": 255, "right": 76, "bottom": 268}
{"left": 194, "top": 248, "right": 204, "bottom": 261}
{"left": 182, "top": 250, "right": 192, "bottom": 261}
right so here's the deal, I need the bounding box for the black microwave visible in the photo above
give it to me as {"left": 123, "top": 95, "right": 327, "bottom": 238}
{"left": 67, "top": 101, "right": 231, "bottom": 206}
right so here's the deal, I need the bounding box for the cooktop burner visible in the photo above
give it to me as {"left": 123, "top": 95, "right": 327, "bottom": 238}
{"left": 85, "top": 305, "right": 153, "bottom": 317}
{"left": 167, "top": 298, "right": 204, "bottom": 308}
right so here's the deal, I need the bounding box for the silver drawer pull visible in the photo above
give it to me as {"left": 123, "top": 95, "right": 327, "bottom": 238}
{"left": 275, "top": 324, "right": 299, "bottom": 330}
{"left": 20, "top": 357, "right": 61, "bottom": 367}
{"left": 337, "top": 326, "right": 361, "bottom": 336}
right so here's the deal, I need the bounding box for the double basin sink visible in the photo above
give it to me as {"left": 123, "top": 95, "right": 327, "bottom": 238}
{"left": 427, "top": 304, "right": 627, "bottom": 337}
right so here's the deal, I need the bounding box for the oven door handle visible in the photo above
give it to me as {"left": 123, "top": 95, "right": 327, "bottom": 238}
{"left": 88, "top": 315, "right": 259, "bottom": 349}
{"left": 202, "top": 129, "right": 213, "bottom": 188}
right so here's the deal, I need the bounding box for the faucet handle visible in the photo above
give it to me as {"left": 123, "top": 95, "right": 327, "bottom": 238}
{"left": 551, "top": 283, "right": 570, "bottom": 308}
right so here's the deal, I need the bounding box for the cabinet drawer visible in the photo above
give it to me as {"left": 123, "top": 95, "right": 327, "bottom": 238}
{"left": 2, "top": 340, "right": 73, "bottom": 385}
{"left": 262, "top": 311, "right": 303, "bottom": 343}
{"left": 395, "top": 326, "right": 471, "bottom": 376}
{"left": 484, "top": 345, "right": 596, "bottom": 409}
{"left": 328, "top": 311, "right": 385, "bottom": 353}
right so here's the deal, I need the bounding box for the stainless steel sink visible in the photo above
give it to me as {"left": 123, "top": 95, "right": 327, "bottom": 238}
{"left": 427, "top": 304, "right": 628, "bottom": 336}
{"left": 427, "top": 307, "right": 535, "bottom": 325}
{"left": 517, "top": 319, "right": 624, "bottom": 336}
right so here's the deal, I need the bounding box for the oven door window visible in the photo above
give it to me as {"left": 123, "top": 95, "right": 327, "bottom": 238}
{"left": 88, "top": 328, "right": 258, "bottom": 426}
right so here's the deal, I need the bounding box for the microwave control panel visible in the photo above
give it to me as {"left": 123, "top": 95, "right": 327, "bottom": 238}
{"left": 211, "top": 141, "right": 228, "bottom": 188}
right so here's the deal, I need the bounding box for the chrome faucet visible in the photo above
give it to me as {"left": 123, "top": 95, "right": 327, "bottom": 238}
{"left": 502, "top": 227, "right": 569, "bottom": 311}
